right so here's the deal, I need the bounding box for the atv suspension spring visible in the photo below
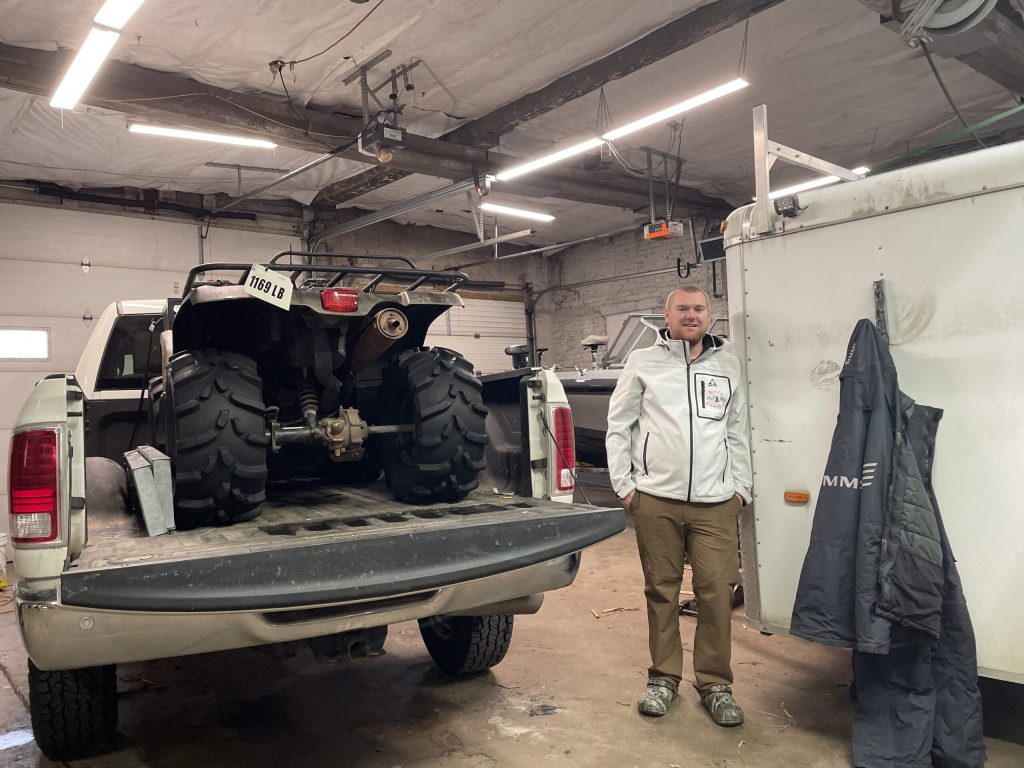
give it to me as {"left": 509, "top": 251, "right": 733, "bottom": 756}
{"left": 297, "top": 375, "right": 319, "bottom": 428}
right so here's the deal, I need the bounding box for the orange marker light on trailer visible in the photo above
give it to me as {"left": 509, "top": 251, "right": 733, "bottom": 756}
{"left": 784, "top": 491, "right": 811, "bottom": 504}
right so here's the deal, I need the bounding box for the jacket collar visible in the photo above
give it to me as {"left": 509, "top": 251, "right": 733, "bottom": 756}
{"left": 656, "top": 327, "right": 725, "bottom": 356}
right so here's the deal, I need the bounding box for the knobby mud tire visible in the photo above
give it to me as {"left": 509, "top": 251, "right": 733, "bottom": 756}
{"left": 381, "top": 347, "right": 488, "bottom": 504}
{"left": 169, "top": 350, "right": 268, "bottom": 528}
{"left": 28, "top": 661, "right": 118, "bottom": 761}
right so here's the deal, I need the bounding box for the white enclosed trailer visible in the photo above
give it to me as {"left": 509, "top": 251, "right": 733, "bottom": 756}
{"left": 724, "top": 139, "right": 1024, "bottom": 684}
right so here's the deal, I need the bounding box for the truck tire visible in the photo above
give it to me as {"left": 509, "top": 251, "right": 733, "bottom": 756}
{"left": 169, "top": 350, "right": 268, "bottom": 528}
{"left": 419, "top": 615, "right": 514, "bottom": 675}
{"left": 148, "top": 375, "right": 165, "bottom": 449}
{"left": 381, "top": 347, "right": 488, "bottom": 503}
{"left": 28, "top": 661, "right": 118, "bottom": 761}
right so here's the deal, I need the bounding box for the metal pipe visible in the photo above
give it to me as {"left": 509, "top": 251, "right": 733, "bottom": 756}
{"left": 350, "top": 308, "right": 409, "bottom": 372}
{"left": 367, "top": 424, "right": 415, "bottom": 434}
{"left": 647, "top": 148, "right": 656, "bottom": 225}
{"left": 454, "top": 225, "right": 636, "bottom": 269}
{"left": 211, "top": 139, "right": 358, "bottom": 216}
{"left": 414, "top": 229, "right": 535, "bottom": 263}
{"left": 308, "top": 179, "right": 478, "bottom": 248}
{"left": 273, "top": 422, "right": 412, "bottom": 450}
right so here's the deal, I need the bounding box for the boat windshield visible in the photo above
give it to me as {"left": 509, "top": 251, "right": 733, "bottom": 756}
{"left": 602, "top": 315, "right": 729, "bottom": 368}
{"left": 603, "top": 315, "right": 665, "bottom": 367}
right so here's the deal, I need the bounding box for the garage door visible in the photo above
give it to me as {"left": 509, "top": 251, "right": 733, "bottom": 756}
{"left": 424, "top": 297, "right": 527, "bottom": 374}
{"left": 0, "top": 202, "right": 296, "bottom": 539}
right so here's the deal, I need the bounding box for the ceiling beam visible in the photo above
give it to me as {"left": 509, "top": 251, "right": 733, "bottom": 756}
{"left": 855, "top": 1, "right": 1024, "bottom": 95}
{"left": 446, "top": 0, "right": 787, "bottom": 147}
{"left": 0, "top": 41, "right": 727, "bottom": 214}
{"left": 316, "top": 0, "right": 787, "bottom": 205}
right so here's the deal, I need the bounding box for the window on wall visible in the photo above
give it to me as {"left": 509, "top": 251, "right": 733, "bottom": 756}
{"left": 0, "top": 328, "right": 50, "bottom": 361}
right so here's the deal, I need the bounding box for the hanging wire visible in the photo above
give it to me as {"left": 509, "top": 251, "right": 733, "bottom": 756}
{"left": 920, "top": 42, "right": 986, "bottom": 149}
{"left": 283, "top": 0, "right": 386, "bottom": 67}
{"left": 737, "top": 18, "right": 750, "bottom": 77}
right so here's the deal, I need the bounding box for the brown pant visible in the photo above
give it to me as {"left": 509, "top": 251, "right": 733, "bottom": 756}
{"left": 633, "top": 491, "right": 741, "bottom": 692}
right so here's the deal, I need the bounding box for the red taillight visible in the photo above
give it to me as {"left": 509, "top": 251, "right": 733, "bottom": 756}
{"left": 321, "top": 288, "right": 359, "bottom": 312}
{"left": 9, "top": 429, "right": 60, "bottom": 544}
{"left": 551, "top": 407, "right": 576, "bottom": 492}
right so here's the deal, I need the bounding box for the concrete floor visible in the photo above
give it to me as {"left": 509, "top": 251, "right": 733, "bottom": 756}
{"left": 0, "top": 487, "right": 1021, "bottom": 767}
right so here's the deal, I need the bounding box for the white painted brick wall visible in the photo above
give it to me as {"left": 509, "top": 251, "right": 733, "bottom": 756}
{"left": 545, "top": 227, "right": 729, "bottom": 369}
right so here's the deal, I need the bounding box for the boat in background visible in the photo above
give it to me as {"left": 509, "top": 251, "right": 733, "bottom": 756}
{"left": 556, "top": 314, "right": 666, "bottom": 466}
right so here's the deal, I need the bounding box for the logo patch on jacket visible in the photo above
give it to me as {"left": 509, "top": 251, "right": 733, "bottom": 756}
{"left": 821, "top": 463, "right": 878, "bottom": 490}
{"left": 694, "top": 373, "right": 731, "bottom": 420}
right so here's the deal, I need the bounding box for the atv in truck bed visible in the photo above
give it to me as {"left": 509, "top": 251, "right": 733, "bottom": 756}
{"left": 152, "top": 251, "right": 493, "bottom": 527}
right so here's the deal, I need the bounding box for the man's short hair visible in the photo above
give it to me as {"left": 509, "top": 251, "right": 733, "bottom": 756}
{"left": 664, "top": 284, "right": 711, "bottom": 312}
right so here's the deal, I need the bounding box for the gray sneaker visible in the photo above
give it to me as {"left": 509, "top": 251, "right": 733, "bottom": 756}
{"left": 700, "top": 684, "right": 744, "bottom": 726}
{"left": 637, "top": 676, "right": 678, "bottom": 717}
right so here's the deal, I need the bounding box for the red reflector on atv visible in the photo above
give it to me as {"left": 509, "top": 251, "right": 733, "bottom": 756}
{"left": 321, "top": 288, "right": 359, "bottom": 312}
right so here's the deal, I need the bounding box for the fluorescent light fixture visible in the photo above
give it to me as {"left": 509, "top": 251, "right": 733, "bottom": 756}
{"left": 480, "top": 202, "right": 555, "bottom": 222}
{"left": 493, "top": 138, "right": 603, "bottom": 182}
{"left": 94, "top": 0, "right": 146, "bottom": 30}
{"left": 767, "top": 175, "right": 839, "bottom": 199}
{"left": 601, "top": 78, "right": 749, "bottom": 141}
{"left": 129, "top": 123, "right": 278, "bottom": 149}
{"left": 491, "top": 78, "right": 748, "bottom": 183}
{"left": 49, "top": 28, "right": 119, "bottom": 110}
{"left": 763, "top": 166, "right": 870, "bottom": 200}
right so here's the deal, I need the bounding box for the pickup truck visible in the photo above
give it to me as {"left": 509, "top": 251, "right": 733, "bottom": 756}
{"left": 8, "top": 260, "right": 624, "bottom": 761}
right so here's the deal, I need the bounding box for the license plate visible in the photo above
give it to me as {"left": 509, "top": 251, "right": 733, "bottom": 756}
{"left": 243, "top": 264, "right": 292, "bottom": 310}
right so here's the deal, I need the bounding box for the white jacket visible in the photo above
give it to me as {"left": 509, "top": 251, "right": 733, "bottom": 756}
{"left": 605, "top": 331, "right": 753, "bottom": 505}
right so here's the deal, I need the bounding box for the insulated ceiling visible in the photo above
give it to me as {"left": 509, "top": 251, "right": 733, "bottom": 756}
{"left": 0, "top": 0, "right": 1019, "bottom": 244}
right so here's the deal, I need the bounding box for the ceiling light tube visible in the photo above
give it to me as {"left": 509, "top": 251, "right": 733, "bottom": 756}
{"left": 601, "top": 78, "right": 749, "bottom": 141}
{"left": 129, "top": 123, "right": 278, "bottom": 149}
{"left": 49, "top": 28, "right": 120, "bottom": 110}
{"left": 94, "top": 0, "right": 147, "bottom": 30}
{"left": 760, "top": 166, "right": 869, "bottom": 200}
{"left": 767, "top": 175, "right": 840, "bottom": 199}
{"left": 493, "top": 138, "right": 604, "bottom": 182}
{"left": 480, "top": 202, "right": 555, "bottom": 222}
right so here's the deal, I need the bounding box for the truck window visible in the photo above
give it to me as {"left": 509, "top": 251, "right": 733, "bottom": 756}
{"left": 96, "top": 315, "right": 161, "bottom": 390}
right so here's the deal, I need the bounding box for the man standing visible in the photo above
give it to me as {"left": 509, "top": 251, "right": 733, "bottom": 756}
{"left": 605, "top": 284, "right": 752, "bottom": 726}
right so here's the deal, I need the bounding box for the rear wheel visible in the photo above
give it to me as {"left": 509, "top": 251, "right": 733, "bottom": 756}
{"left": 381, "top": 347, "right": 488, "bottom": 503}
{"left": 419, "top": 615, "right": 514, "bottom": 675}
{"left": 168, "top": 350, "right": 268, "bottom": 528}
{"left": 28, "top": 661, "right": 118, "bottom": 761}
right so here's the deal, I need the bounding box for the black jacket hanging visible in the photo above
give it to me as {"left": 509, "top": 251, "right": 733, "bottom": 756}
{"left": 790, "top": 320, "right": 984, "bottom": 768}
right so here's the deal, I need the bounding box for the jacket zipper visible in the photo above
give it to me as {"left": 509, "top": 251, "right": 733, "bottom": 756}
{"left": 722, "top": 437, "right": 728, "bottom": 482}
{"left": 686, "top": 353, "right": 694, "bottom": 502}
{"left": 642, "top": 432, "right": 650, "bottom": 475}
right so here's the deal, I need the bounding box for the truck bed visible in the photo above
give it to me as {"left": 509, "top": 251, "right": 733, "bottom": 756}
{"left": 66, "top": 480, "right": 623, "bottom": 612}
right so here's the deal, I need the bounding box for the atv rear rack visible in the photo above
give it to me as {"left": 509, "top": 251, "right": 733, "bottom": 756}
{"left": 182, "top": 250, "right": 469, "bottom": 297}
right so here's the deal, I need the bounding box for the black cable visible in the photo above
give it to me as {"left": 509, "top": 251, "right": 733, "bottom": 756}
{"left": 273, "top": 68, "right": 335, "bottom": 151}
{"left": 127, "top": 316, "right": 164, "bottom": 451}
{"left": 921, "top": 42, "right": 987, "bottom": 149}
{"left": 539, "top": 411, "right": 592, "bottom": 505}
{"left": 284, "top": 0, "right": 385, "bottom": 66}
